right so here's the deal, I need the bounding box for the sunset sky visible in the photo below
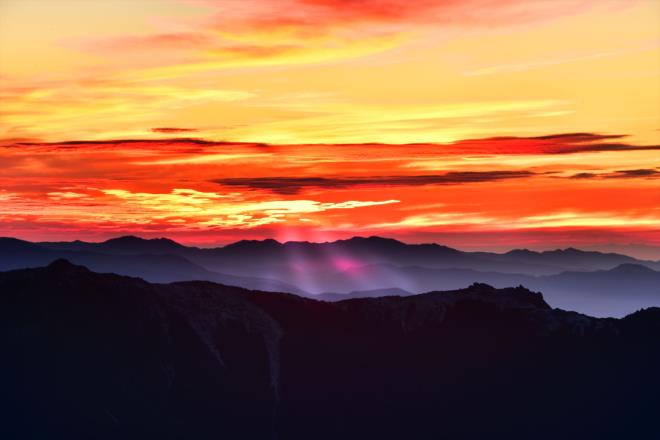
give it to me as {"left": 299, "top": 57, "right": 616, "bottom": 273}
{"left": 1, "top": 0, "right": 659, "bottom": 256}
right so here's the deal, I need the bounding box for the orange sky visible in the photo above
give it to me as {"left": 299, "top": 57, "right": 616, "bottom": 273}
{"left": 0, "top": 0, "right": 659, "bottom": 256}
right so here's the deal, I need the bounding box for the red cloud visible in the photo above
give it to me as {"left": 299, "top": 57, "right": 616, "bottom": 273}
{"left": 83, "top": 0, "right": 616, "bottom": 55}
{"left": 222, "top": 0, "right": 598, "bottom": 28}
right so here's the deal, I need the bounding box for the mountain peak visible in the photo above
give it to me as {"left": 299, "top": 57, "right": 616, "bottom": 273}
{"left": 224, "top": 238, "right": 281, "bottom": 249}
{"left": 103, "top": 235, "right": 180, "bottom": 245}
{"left": 610, "top": 263, "right": 655, "bottom": 274}
{"left": 0, "top": 237, "right": 39, "bottom": 249}
{"left": 104, "top": 235, "right": 143, "bottom": 243}
{"left": 341, "top": 236, "right": 404, "bottom": 246}
{"left": 47, "top": 258, "right": 74, "bottom": 268}
{"left": 459, "top": 283, "right": 550, "bottom": 310}
{"left": 46, "top": 258, "right": 89, "bottom": 273}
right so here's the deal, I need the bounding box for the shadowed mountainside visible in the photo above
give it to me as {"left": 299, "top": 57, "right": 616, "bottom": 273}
{"left": 4, "top": 236, "right": 659, "bottom": 317}
{"left": 1, "top": 261, "right": 659, "bottom": 439}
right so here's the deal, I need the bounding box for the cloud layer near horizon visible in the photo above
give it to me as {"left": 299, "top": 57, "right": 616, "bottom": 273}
{"left": 1, "top": 132, "right": 658, "bottom": 253}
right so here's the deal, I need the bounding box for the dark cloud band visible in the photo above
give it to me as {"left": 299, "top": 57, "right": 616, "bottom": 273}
{"left": 570, "top": 169, "right": 660, "bottom": 180}
{"left": 214, "top": 171, "right": 534, "bottom": 194}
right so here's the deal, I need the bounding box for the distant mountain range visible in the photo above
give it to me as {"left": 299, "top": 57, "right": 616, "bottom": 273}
{"left": 2, "top": 235, "right": 659, "bottom": 317}
{"left": 2, "top": 261, "right": 658, "bottom": 439}
{"left": 0, "top": 237, "right": 304, "bottom": 294}
{"left": 36, "top": 235, "right": 660, "bottom": 275}
{"left": 316, "top": 262, "right": 660, "bottom": 317}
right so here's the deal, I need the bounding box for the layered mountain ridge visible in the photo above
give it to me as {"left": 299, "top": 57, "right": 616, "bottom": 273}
{"left": 2, "top": 235, "right": 659, "bottom": 317}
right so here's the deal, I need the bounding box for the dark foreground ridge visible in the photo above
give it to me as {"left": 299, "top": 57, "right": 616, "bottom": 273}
{"left": 1, "top": 260, "right": 659, "bottom": 439}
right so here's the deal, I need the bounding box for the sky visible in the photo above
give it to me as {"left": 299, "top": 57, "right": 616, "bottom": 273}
{"left": 0, "top": 0, "right": 659, "bottom": 257}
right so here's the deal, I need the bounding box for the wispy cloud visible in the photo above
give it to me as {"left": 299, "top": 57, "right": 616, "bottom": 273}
{"left": 91, "top": 0, "right": 593, "bottom": 55}
{"left": 369, "top": 210, "right": 660, "bottom": 230}
{"left": 99, "top": 188, "right": 400, "bottom": 228}
{"left": 517, "top": 211, "right": 660, "bottom": 229}
{"left": 464, "top": 41, "right": 660, "bottom": 76}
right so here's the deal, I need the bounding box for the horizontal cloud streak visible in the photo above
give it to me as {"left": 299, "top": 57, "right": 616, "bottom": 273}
{"left": 446, "top": 133, "right": 660, "bottom": 155}
{"left": 570, "top": 168, "right": 660, "bottom": 179}
{"left": 7, "top": 132, "right": 657, "bottom": 155}
{"left": 214, "top": 171, "right": 535, "bottom": 194}
{"left": 151, "top": 127, "right": 198, "bottom": 134}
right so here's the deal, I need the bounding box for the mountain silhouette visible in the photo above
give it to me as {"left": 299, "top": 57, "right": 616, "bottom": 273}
{"left": 41, "top": 235, "right": 186, "bottom": 255}
{"left": 1, "top": 261, "right": 659, "bottom": 439}
{"left": 315, "top": 263, "right": 660, "bottom": 317}
{"left": 317, "top": 287, "right": 412, "bottom": 301}
{"left": 36, "top": 235, "right": 660, "bottom": 275}
{"left": 3, "top": 235, "right": 660, "bottom": 316}
{"left": 0, "top": 237, "right": 304, "bottom": 295}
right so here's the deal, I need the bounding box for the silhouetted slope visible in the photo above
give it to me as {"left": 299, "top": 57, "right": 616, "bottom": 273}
{"left": 206, "top": 236, "right": 658, "bottom": 277}
{"left": 500, "top": 247, "right": 645, "bottom": 270}
{"left": 531, "top": 264, "right": 660, "bottom": 317}
{"left": 317, "top": 287, "right": 411, "bottom": 301}
{"left": 316, "top": 263, "right": 660, "bottom": 317}
{"left": 40, "top": 235, "right": 186, "bottom": 255}
{"left": 0, "top": 238, "right": 305, "bottom": 294}
{"left": 36, "top": 235, "right": 660, "bottom": 276}
{"left": 1, "top": 261, "right": 659, "bottom": 439}
{"left": 0, "top": 260, "right": 280, "bottom": 439}
{"left": 7, "top": 236, "right": 660, "bottom": 316}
